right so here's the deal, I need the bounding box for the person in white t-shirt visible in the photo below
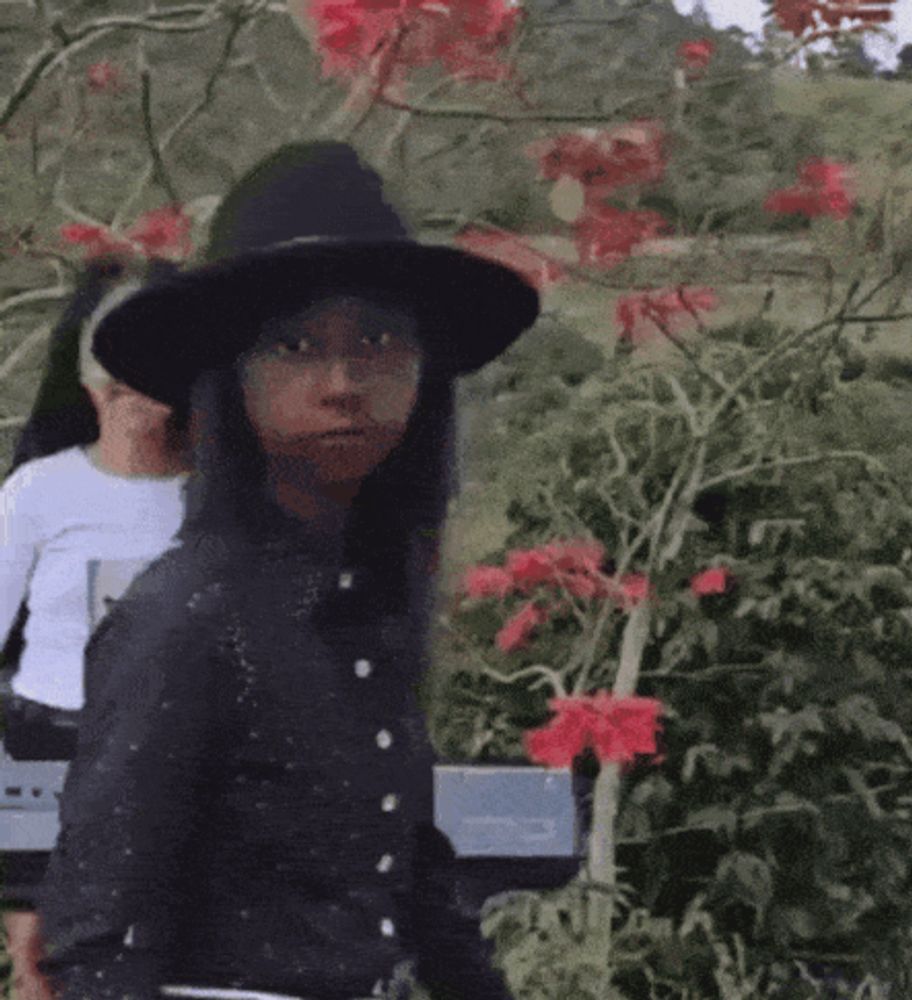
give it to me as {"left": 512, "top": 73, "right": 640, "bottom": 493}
{"left": 0, "top": 257, "right": 191, "bottom": 1000}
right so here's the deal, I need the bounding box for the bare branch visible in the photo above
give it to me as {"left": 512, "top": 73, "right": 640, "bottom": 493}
{"left": 709, "top": 276, "right": 866, "bottom": 426}
{"left": 113, "top": 9, "right": 251, "bottom": 226}
{"left": 613, "top": 602, "right": 650, "bottom": 699}
{"left": 0, "top": 285, "right": 70, "bottom": 325}
{"left": 482, "top": 664, "right": 567, "bottom": 698}
{"left": 0, "top": 324, "right": 51, "bottom": 381}
{"left": 0, "top": 5, "right": 223, "bottom": 131}
{"left": 700, "top": 449, "right": 882, "bottom": 492}
{"left": 650, "top": 312, "right": 742, "bottom": 407}
{"left": 140, "top": 64, "right": 180, "bottom": 204}
{"left": 53, "top": 171, "right": 107, "bottom": 227}
{"left": 839, "top": 313, "right": 912, "bottom": 323}
{"left": 604, "top": 426, "right": 629, "bottom": 482}
{"left": 376, "top": 89, "right": 660, "bottom": 124}
{"left": 662, "top": 371, "right": 703, "bottom": 437}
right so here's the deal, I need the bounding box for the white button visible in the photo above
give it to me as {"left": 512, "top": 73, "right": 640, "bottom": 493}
{"left": 354, "top": 659, "right": 373, "bottom": 678}
{"left": 376, "top": 853, "right": 394, "bottom": 873}
{"left": 338, "top": 571, "right": 354, "bottom": 590}
{"left": 380, "top": 917, "right": 396, "bottom": 937}
{"left": 376, "top": 729, "right": 392, "bottom": 749}
{"left": 381, "top": 793, "right": 399, "bottom": 812}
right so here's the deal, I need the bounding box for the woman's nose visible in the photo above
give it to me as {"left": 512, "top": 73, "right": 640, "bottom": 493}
{"left": 320, "top": 357, "right": 363, "bottom": 395}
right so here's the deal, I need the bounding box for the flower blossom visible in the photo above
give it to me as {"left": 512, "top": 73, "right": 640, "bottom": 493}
{"left": 127, "top": 205, "right": 193, "bottom": 259}
{"left": 301, "top": 0, "right": 521, "bottom": 86}
{"left": 575, "top": 204, "right": 671, "bottom": 269}
{"left": 615, "top": 285, "right": 718, "bottom": 344}
{"left": 59, "top": 224, "right": 132, "bottom": 258}
{"left": 764, "top": 158, "right": 855, "bottom": 220}
{"left": 615, "top": 573, "right": 652, "bottom": 607}
{"left": 86, "top": 61, "right": 122, "bottom": 93}
{"left": 677, "top": 39, "right": 715, "bottom": 79}
{"left": 505, "top": 540, "right": 608, "bottom": 595}
{"left": 524, "top": 692, "right": 664, "bottom": 767}
{"left": 60, "top": 205, "right": 193, "bottom": 261}
{"left": 496, "top": 601, "right": 550, "bottom": 653}
{"left": 690, "top": 566, "right": 733, "bottom": 597}
{"left": 464, "top": 565, "right": 514, "bottom": 600}
{"left": 526, "top": 120, "right": 666, "bottom": 203}
{"left": 772, "top": 0, "right": 894, "bottom": 42}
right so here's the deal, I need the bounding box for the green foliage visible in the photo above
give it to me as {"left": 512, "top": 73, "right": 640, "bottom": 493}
{"left": 437, "top": 282, "right": 912, "bottom": 993}
{"left": 481, "top": 886, "right": 897, "bottom": 999}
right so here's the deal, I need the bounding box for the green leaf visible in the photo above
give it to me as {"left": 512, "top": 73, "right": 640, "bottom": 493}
{"left": 685, "top": 804, "right": 739, "bottom": 837}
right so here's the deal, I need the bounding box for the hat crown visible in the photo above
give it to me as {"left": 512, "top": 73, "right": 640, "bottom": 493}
{"left": 205, "top": 142, "right": 410, "bottom": 262}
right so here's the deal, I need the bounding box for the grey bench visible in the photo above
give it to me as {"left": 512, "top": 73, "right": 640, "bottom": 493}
{"left": 0, "top": 749, "right": 68, "bottom": 851}
{"left": 0, "top": 750, "right": 581, "bottom": 859}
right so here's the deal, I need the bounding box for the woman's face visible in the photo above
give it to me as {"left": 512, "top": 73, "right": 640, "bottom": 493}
{"left": 239, "top": 295, "right": 424, "bottom": 487}
{"left": 90, "top": 381, "right": 174, "bottom": 439}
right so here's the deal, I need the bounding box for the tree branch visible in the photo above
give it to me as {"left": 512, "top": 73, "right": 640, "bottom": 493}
{"left": 0, "top": 323, "right": 50, "bottom": 380}
{"left": 482, "top": 664, "right": 567, "bottom": 698}
{"left": 375, "top": 89, "right": 660, "bottom": 124}
{"left": 140, "top": 64, "right": 180, "bottom": 205}
{"left": 112, "top": 8, "right": 250, "bottom": 227}
{"left": 700, "top": 449, "right": 882, "bottom": 491}
{"left": 0, "top": 285, "right": 70, "bottom": 325}
{"left": 0, "top": 5, "right": 222, "bottom": 131}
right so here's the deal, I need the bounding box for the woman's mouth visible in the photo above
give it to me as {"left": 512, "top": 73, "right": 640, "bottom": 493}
{"left": 316, "top": 428, "right": 369, "bottom": 443}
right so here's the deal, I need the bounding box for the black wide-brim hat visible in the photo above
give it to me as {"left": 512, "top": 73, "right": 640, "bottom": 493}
{"left": 92, "top": 143, "right": 540, "bottom": 407}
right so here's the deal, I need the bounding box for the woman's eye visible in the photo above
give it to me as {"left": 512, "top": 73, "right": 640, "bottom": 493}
{"left": 363, "top": 331, "right": 393, "bottom": 348}
{"left": 274, "top": 338, "right": 312, "bottom": 356}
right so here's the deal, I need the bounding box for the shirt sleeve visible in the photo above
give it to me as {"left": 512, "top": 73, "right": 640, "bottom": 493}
{"left": 0, "top": 465, "right": 42, "bottom": 651}
{"left": 37, "top": 567, "right": 227, "bottom": 1000}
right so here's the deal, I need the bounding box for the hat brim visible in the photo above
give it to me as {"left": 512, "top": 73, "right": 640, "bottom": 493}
{"left": 92, "top": 239, "right": 540, "bottom": 406}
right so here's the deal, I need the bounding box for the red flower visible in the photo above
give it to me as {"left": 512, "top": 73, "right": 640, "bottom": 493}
{"left": 677, "top": 39, "right": 715, "bottom": 78}
{"left": 454, "top": 228, "right": 567, "bottom": 291}
{"left": 505, "top": 548, "right": 557, "bottom": 590}
{"left": 615, "top": 285, "right": 718, "bottom": 344}
{"left": 503, "top": 540, "right": 607, "bottom": 595}
{"left": 524, "top": 693, "right": 664, "bottom": 767}
{"left": 765, "top": 158, "right": 854, "bottom": 220}
{"left": 524, "top": 697, "right": 593, "bottom": 767}
{"left": 86, "top": 61, "right": 122, "bottom": 93}
{"left": 690, "top": 566, "right": 733, "bottom": 597}
{"left": 59, "top": 223, "right": 131, "bottom": 258}
{"left": 575, "top": 205, "right": 671, "bottom": 269}
{"left": 127, "top": 205, "right": 193, "bottom": 259}
{"left": 588, "top": 691, "right": 663, "bottom": 764}
{"left": 548, "top": 541, "right": 603, "bottom": 572}
{"left": 496, "top": 601, "right": 550, "bottom": 653}
{"left": 617, "top": 573, "right": 652, "bottom": 607}
{"left": 305, "top": 0, "right": 521, "bottom": 83}
{"left": 464, "top": 565, "right": 514, "bottom": 600}
{"left": 527, "top": 121, "right": 666, "bottom": 201}
{"left": 543, "top": 541, "right": 608, "bottom": 599}
{"left": 772, "top": 0, "right": 894, "bottom": 41}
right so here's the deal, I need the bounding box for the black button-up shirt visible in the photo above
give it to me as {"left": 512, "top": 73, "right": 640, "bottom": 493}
{"left": 37, "top": 531, "right": 513, "bottom": 1000}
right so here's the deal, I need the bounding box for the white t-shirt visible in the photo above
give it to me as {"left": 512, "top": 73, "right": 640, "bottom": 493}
{"left": 0, "top": 446, "right": 186, "bottom": 710}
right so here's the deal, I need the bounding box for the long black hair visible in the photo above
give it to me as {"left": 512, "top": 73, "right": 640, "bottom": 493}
{"left": 7, "top": 256, "right": 183, "bottom": 476}
{"left": 179, "top": 356, "right": 458, "bottom": 622}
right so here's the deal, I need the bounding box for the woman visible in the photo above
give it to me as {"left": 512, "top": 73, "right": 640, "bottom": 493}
{"left": 0, "top": 257, "right": 191, "bottom": 999}
{"left": 37, "top": 142, "right": 540, "bottom": 1000}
